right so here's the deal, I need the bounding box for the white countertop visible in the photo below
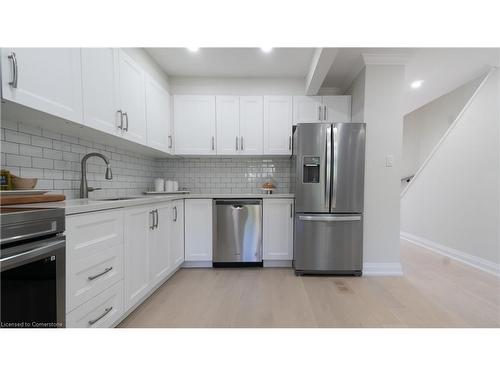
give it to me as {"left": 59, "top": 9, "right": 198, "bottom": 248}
{"left": 9, "top": 193, "right": 294, "bottom": 215}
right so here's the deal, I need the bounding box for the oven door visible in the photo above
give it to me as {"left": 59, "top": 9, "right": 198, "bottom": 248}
{"left": 1, "top": 236, "right": 65, "bottom": 328}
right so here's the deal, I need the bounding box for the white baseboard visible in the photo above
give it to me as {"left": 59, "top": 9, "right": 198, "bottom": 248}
{"left": 182, "top": 261, "right": 212, "bottom": 268}
{"left": 400, "top": 232, "right": 500, "bottom": 277}
{"left": 362, "top": 262, "right": 403, "bottom": 276}
{"left": 263, "top": 260, "right": 292, "bottom": 268}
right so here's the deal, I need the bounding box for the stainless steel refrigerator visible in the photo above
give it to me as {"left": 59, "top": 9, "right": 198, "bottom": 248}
{"left": 292, "top": 122, "right": 366, "bottom": 276}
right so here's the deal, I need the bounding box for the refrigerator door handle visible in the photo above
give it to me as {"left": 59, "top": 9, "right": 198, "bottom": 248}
{"left": 325, "top": 126, "right": 332, "bottom": 210}
{"left": 332, "top": 125, "right": 338, "bottom": 209}
{"left": 298, "top": 215, "right": 361, "bottom": 222}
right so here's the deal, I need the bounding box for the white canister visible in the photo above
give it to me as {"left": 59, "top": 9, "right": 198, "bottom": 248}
{"left": 154, "top": 178, "right": 165, "bottom": 192}
{"left": 172, "top": 181, "right": 179, "bottom": 192}
{"left": 165, "top": 180, "right": 174, "bottom": 192}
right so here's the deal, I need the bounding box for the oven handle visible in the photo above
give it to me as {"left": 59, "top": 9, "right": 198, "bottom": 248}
{"left": 0, "top": 239, "right": 65, "bottom": 271}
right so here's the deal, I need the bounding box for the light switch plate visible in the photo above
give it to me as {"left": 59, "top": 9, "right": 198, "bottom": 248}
{"left": 386, "top": 154, "right": 394, "bottom": 167}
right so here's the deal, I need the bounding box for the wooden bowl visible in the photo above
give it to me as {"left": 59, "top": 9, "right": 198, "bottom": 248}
{"left": 12, "top": 176, "right": 38, "bottom": 190}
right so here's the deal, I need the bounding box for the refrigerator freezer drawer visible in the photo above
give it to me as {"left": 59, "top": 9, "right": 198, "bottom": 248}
{"left": 294, "top": 214, "right": 363, "bottom": 275}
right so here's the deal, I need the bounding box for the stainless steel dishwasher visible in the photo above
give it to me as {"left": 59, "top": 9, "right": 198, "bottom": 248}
{"left": 213, "top": 199, "right": 262, "bottom": 267}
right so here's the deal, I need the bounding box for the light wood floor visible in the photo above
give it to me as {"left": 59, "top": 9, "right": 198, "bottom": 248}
{"left": 118, "top": 240, "right": 500, "bottom": 328}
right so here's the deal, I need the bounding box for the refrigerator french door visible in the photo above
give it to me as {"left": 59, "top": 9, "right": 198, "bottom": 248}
{"left": 293, "top": 122, "right": 366, "bottom": 275}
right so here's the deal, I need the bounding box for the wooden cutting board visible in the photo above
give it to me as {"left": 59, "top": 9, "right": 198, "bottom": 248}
{"left": 0, "top": 194, "right": 66, "bottom": 205}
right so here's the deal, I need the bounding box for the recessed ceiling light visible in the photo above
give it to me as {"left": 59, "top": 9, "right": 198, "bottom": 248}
{"left": 260, "top": 47, "right": 273, "bottom": 53}
{"left": 411, "top": 80, "right": 424, "bottom": 89}
{"left": 187, "top": 47, "right": 199, "bottom": 52}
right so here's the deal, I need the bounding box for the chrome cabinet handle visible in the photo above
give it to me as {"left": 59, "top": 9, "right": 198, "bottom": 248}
{"left": 88, "top": 307, "right": 113, "bottom": 326}
{"left": 211, "top": 136, "right": 215, "bottom": 151}
{"left": 318, "top": 106, "right": 322, "bottom": 121}
{"left": 290, "top": 203, "right": 293, "bottom": 218}
{"left": 323, "top": 105, "right": 327, "bottom": 121}
{"left": 150, "top": 210, "right": 155, "bottom": 230}
{"left": 117, "top": 110, "right": 123, "bottom": 130}
{"left": 235, "top": 136, "right": 239, "bottom": 151}
{"left": 8, "top": 52, "right": 18, "bottom": 88}
{"left": 88, "top": 267, "right": 113, "bottom": 281}
{"left": 155, "top": 209, "right": 159, "bottom": 229}
{"left": 168, "top": 135, "right": 173, "bottom": 148}
{"left": 288, "top": 135, "right": 292, "bottom": 150}
{"left": 173, "top": 206, "right": 177, "bottom": 222}
{"left": 240, "top": 136, "right": 244, "bottom": 151}
{"left": 123, "top": 112, "right": 129, "bottom": 132}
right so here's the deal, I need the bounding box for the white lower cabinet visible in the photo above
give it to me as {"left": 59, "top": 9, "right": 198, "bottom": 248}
{"left": 123, "top": 205, "right": 153, "bottom": 311}
{"left": 184, "top": 199, "right": 213, "bottom": 262}
{"left": 263, "top": 199, "right": 294, "bottom": 261}
{"left": 66, "top": 210, "right": 124, "bottom": 312}
{"left": 66, "top": 281, "right": 124, "bottom": 328}
{"left": 169, "top": 200, "right": 185, "bottom": 269}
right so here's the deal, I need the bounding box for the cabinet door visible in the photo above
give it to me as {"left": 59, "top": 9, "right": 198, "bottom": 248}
{"left": 149, "top": 203, "right": 171, "bottom": 286}
{"left": 293, "top": 96, "right": 322, "bottom": 124}
{"left": 263, "top": 199, "right": 294, "bottom": 260}
{"left": 124, "top": 206, "right": 152, "bottom": 311}
{"left": 263, "top": 96, "right": 293, "bottom": 155}
{"left": 1, "top": 48, "right": 83, "bottom": 123}
{"left": 81, "top": 48, "right": 121, "bottom": 135}
{"left": 184, "top": 199, "right": 213, "bottom": 261}
{"left": 216, "top": 96, "right": 240, "bottom": 155}
{"left": 118, "top": 50, "right": 147, "bottom": 145}
{"left": 239, "top": 96, "right": 263, "bottom": 155}
{"left": 323, "top": 95, "right": 352, "bottom": 123}
{"left": 146, "top": 75, "right": 171, "bottom": 152}
{"left": 173, "top": 95, "right": 216, "bottom": 155}
{"left": 169, "top": 200, "right": 185, "bottom": 269}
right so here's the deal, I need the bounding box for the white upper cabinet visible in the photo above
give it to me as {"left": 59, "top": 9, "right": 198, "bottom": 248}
{"left": 322, "top": 95, "right": 351, "bottom": 123}
{"left": 263, "top": 199, "right": 294, "bottom": 261}
{"left": 216, "top": 96, "right": 240, "bottom": 155}
{"left": 292, "top": 95, "right": 352, "bottom": 124}
{"left": 293, "top": 96, "right": 322, "bottom": 124}
{"left": 239, "top": 96, "right": 263, "bottom": 155}
{"left": 1, "top": 48, "right": 83, "bottom": 123}
{"left": 81, "top": 48, "right": 121, "bottom": 136}
{"left": 263, "top": 96, "right": 293, "bottom": 155}
{"left": 145, "top": 75, "right": 171, "bottom": 153}
{"left": 118, "top": 50, "right": 147, "bottom": 145}
{"left": 173, "top": 95, "right": 216, "bottom": 155}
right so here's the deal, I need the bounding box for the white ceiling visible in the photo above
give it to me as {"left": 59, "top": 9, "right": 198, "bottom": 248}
{"left": 147, "top": 47, "right": 500, "bottom": 114}
{"left": 146, "top": 48, "right": 315, "bottom": 78}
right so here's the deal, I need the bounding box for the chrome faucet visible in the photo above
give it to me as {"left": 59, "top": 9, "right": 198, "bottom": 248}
{"left": 79, "top": 153, "right": 113, "bottom": 198}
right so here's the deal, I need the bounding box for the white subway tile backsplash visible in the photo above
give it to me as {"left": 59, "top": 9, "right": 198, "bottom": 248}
{"left": 2, "top": 120, "right": 292, "bottom": 197}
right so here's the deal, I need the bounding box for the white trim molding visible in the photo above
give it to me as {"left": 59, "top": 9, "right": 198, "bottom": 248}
{"left": 362, "top": 262, "right": 403, "bottom": 276}
{"left": 401, "top": 232, "right": 500, "bottom": 277}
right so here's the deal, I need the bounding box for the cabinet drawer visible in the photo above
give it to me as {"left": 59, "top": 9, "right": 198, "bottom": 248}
{"left": 67, "top": 243, "right": 123, "bottom": 312}
{"left": 66, "top": 210, "right": 124, "bottom": 311}
{"left": 66, "top": 281, "right": 124, "bottom": 328}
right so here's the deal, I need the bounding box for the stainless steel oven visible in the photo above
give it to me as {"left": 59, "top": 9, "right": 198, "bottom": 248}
{"left": 1, "top": 207, "right": 65, "bottom": 328}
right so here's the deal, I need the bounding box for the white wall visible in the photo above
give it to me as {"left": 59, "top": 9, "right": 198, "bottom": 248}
{"left": 402, "top": 75, "right": 484, "bottom": 179}
{"left": 401, "top": 69, "right": 500, "bottom": 275}
{"left": 168, "top": 77, "right": 305, "bottom": 95}
{"left": 345, "top": 67, "right": 365, "bottom": 122}
{"left": 363, "top": 64, "right": 405, "bottom": 273}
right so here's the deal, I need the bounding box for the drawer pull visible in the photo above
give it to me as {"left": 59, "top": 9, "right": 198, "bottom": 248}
{"left": 88, "top": 307, "right": 113, "bottom": 326}
{"left": 88, "top": 267, "right": 113, "bottom": 281}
